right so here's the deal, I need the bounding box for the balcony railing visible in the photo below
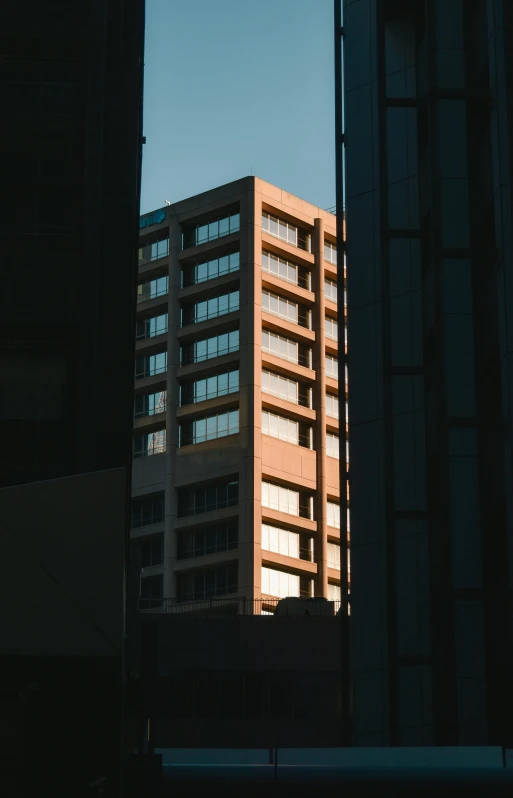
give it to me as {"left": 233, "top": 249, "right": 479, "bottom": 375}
{"left": 133, "top": 596, "right": 343, "bottom": 616}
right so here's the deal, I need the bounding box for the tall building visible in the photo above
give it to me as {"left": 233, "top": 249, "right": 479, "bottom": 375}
{"left": 0, "top": 0, "right": 144, "bottom": 793}
{"left": 337, "top": 0, "right": 513, "bottom": 746}
{"left": 132, "top": 177, "right": 347, "bottom": 610}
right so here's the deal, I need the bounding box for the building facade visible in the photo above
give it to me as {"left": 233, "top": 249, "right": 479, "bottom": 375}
{"left": 337, "top": 0, "right": 513, "bottom": 746}
{"left": 132, "top": 177, "right": 347, "bottom": 610}
{"left": 0, "top": 0, "right": 144, "bottom": 792}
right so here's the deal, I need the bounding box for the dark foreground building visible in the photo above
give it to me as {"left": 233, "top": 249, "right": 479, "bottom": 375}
{"left": 0, "top": 1, "right": 144, "bottom": 794}
{"left": 336, "top": 0, "right": 513, "bottom": 745}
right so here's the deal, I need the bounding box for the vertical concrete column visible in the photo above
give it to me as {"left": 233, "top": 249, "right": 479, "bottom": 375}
{"left": 164, "top": 215, "right": 181, "bottom": 600}
{"left": 313, "top": 217, "right": 328, "bottom": 598}
{"left": 238, "top": 180, "right": 262, "bottom": 600}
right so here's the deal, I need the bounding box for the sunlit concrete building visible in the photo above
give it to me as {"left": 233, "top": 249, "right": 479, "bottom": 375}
{"left": 131, "top": 177, "right": 347, "bottom": 610}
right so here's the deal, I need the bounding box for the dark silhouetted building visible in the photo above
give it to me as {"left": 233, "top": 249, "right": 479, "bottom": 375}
{"left": 336, "top": 0, "right": 513, "bottom": 746}
{"left": 0, "top": 0, "right": 144, "bottom": 794}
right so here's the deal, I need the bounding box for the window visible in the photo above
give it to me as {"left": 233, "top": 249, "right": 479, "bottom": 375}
{"left": 325, "top": 278, "right": 337, "bottom": 302}
{"left": 326, "top": 355, "right": 338, "bottom": 379}
{"left": 182, "top": 251, "right": 239, "bottom": 287}
{"left": 179, "top": 409, "right": 239, "bottom": 446}
{"left": 135, "top": 351, "right": 167, "bottom": 379}
{"left": 262, "top": 211, "right": 311, "bottom": 252}
{"left": 325, "top": 317, "right": 338, "bottom": 341}
{"left": 137, "top": 274, "right": 168, "bottom": 302}
{"left": 261, "top": 329, "right": 312, "bottom": 368}
{"left": 261, "top": 410, "right": 312, "bottom": 449}
{"left": 177, "top": 520, "right": 238, "bottom": 560}
{"left": 326, "top": 394, "right": 339, "bottom": 419}
{"left": 262, "top": 481, "right": 313, "bottom": 519}
{"left": 176, "top": 525, "right": 231, "bottom": 564}
{"left": 262, "top": 523, "right": 300, "bottom": 559}
{"left": 139, "top": 533, "right": 164, "bottom": 567}
{"left": 261, "top": 567, "right": 300, "bottom": 598}
{"left": 327, "top": 501, "right": 340, "bottom": 530}
{"left": 324, "top": 241, "right": 337, "bottom": 264}
{"left": 326, "top": 433, "right": 339, "bottom": 459}
{"left": 181, "top": 290, "right": 239, "bottom": 326}
{"left": 131, "top": 493, "right": 164, "bottom": 528}
{"left": 139, "top": 234, "right": 169, "bottom": 264}
{"left": 177, "top": 479, "right": 238, "bottom": 518}
{"left": 327, "top": 542, "right": 341, "bottom": 570}
{"left": 177, "top": 563, "right": 238, "bottom": 602}
{"left": 133, "top": 428, "right": 166, "bottom": 458}
{"left": 134, "top": 390, "right": 167, "bottom": 418}
{"left": 328, "top": 583, "right": 341, "bottom": 602}
{"left": 261, "top": 289, "right": 297, "bottom": 323}
{"left": 180, "top": 329, "right": 239, "bottom": 366}
{"left": 261, "top": 370, "right": 311, "bottom": 407}
{"left": 180, "top": 369, "right": 239, "bottom": 406}
{"left": 136, "top": 312, "right": 168, "bottom": 340}
{"left": 140, "top": 574, "right": 163, "bottom": 607}
{"left": 262, "top": 250, "right": 310, "bottom": 289}
{"left": 182, "top": 209, "right": 240, "bottom": 249}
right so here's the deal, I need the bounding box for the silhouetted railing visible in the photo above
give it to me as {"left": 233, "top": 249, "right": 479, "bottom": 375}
{"left": 134, "top": 596, "right": 343, "bottom": 617}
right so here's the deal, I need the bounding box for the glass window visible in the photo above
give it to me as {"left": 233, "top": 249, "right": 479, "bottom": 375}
{"left": 135, "top": 351, "right": 167, "bottom": 379}
{"left": 137, "top": 274, "right": 169, "bottom": 302}
{"left": 328, "top": 583, "right": 341, "bottom": 602}
{"left": 180, "top": 329, "right": 240, "bottom": 366}
{"left": 262, "top": 290, "right": 298, "bottom": 323}
{"left": 326, "top": 355, "right": 338, "bottom": 379}
{"left": 139, "top": 234, "right": 169, "bottom": 265}
{"left": 326, "top": 433, "right": 340, "bottom": 459}
{"left": 134, "top": 390, "right": 167, "bottom": 419}
{"left": 179, "top": 409, "right": 239, "bottom": 447}
{"left": 262, "top": 410, "right": 300, "bottom": 446}
{"left": 325, "top": 317, "right": 338, "bottom": 341}
{"left": 262, "top": 523, "right": 300, "bottom": 559}
{"left": 327, "top": 542, "right": 341, "bottom": 570}
{"left": 326, "top": 394, "right": 339, "bottom": 419}
{"left": 183, "top": 209, "right": 240, "bottom": 249}
{"left": 136, "top": 313, "right": 168, "bottom": 340}
{"left": 131, "top": 494, "right": 164, "bottom": 528}
{"left": 133, "top": 428, "right": 166, "bottom": 458}
{"left": 177, "top": 521, "right": 238, "bottom": 560}
{"left": 261, "top": 330, "right": 299, "bottom": 365}
{"left": 182, "top": 250, "right": 240, "bottom": 287}
{"left": 327, "top": 502, "right": 340, "bottom": 529}
{"left": 324, "top": 241, "right": 337, "bottom": 265}
{"left": 261, "top": 212, "right": 310, "bottom": 251}
{"left": 261, "top": 370, "right": 300, "bottom": 405}
{"left": 262, "top": 481, "right": 311, "bottom": 518}
{"left": 325, "top": 278, "right": 337, "bottom": 302}
{"left": 262, "top": 566, "right": 300, "bottom": 598}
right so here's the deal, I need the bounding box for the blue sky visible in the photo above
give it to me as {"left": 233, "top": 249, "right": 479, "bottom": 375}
{"left": 140, "top": 0, "right": 335, "bottom": 214}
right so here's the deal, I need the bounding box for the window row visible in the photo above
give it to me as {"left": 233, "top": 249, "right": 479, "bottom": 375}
{"left": 180, "top": 369, "right": 239, "bottom": 406}
{"left": 136, "top": 312, "right": 168, "bottom": 340}
{"left": 181, "top": 250, "right": 239, "bottom": 288}
{"left": 131, "top": 493, "right": 164, "bottom": 528}
{"left": 262, "top": 481, "right": 313, "bottom": 520}
{"left": 261, "top": 567, "right": 313, "bottom": 599}
{"left": 137, "top": 532, "right": 164, "bottom": 567}
{"left": 179, "top": 408, "right": 239, "bottom": 447}
{"left": 324, "top": 278, "right": 337, "bottom": 302}
{"left": 133, "top": 428, "right": 166, "bottom": 458}
{"left": 180, "top": 328, "right": 239, "bottom": 366}
{"left": 134, "top": 389, "right": 167, "bottom": 419}
{"left": 327, "top": 501, "right": 340, "bottom": 530}
{"left": 177, "top": 562, "right": 238, "bottom": 602}
{"left": 139, "top": 233, "right": 169, "bottom": 265}
{"left": 261, "top": 329, "right": 312, "bottom": 369}
{"left": 328, "top": 583, "right": 341, "bottom": 602}
{"left": 262, "top": 523, "right": 312, "bottom": 562}
{"left": 262, "top": 211, "right": 311, "bottom": 252}
{"left": 324, "top": 241, "right": 337, "bottom": 265}
{"left": 177, "top": 520, "right": 238, "bottom": 560}
{"left": 261, "top": 250, "right": 310, "bottom": 290}
{"left": 261, "top": 369, "right": 310, "bottom": 408}
{"left": 261, "top": 410, "right": 312, "bottom": 449}
{"left": 262, "top": 289, "right": 311, "bottom": 329}
{"left": 178, "top": 479, "right": 238, "bottom": 518}
{"left": 181, "top": 290, "right": 239, "bottom": 326}
{"left": 135, "top": 351, "right": 167, "bottom": 379}
{"left": 137, "top": 274, "right": 168, "bottom": 303}
{"left": 182, "top": 210, "right": 240, "bottom": 249}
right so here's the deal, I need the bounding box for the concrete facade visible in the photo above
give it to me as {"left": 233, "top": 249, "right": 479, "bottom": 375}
{"left": 337, "top": 0, "right": 513, "bottom": 747}
{"left": 132, "top": 177, "right": 345, "bottom": 609}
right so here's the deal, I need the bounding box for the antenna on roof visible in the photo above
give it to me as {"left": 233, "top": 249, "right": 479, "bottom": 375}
{"left": 165, "top": 200, "right": 171, "bottom": 206}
